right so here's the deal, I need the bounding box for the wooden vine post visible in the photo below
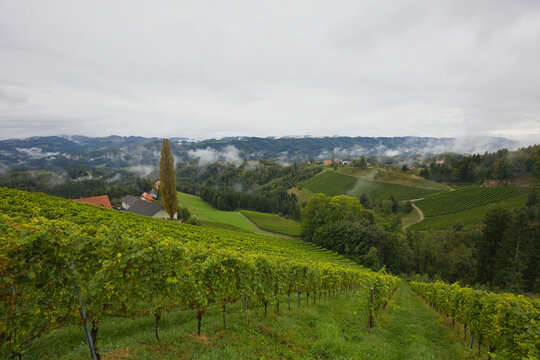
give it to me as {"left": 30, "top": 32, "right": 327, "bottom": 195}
{"left": 369, "top": 287, "right": 374, "bottom": 329}
{"left": 69, "top": 260, "right": 98, "bottom": 360}
{"left": 244, "top": 295, "right": 248, "bottom": 322}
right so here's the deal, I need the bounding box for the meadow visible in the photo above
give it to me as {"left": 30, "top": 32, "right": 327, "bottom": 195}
{"left": 177, "top": 191, "right": 260, "bottom": 233}
{"left": 240, "top": 210, "right": 302, "bottom": 236}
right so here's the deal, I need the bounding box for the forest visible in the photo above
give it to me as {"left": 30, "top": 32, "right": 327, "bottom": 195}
{"left": 301, "top": 191, "right": 540, "bottom": 293}
{"left": 419, "top": 145, "right": 540, "bottom": 183}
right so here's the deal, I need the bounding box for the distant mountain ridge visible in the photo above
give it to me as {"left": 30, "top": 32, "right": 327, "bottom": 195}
{"left": 0, "top": 135, "right": 519, "bottom": 169}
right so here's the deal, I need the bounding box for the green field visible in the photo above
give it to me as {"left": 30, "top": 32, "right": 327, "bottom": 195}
{"left": 415, "top": 186, "right": 530, "bottom": 218}
{"left": 338, "top": 167, "right": 450, "bottom": 191}
{"left": 302, "top": 170, "right": 440, "bottom": 201}
{"left": 240, "top": 210, "right": 302, "bottom": 236}
{"left": 411, "top": 194, "right": 529, "bottom": 230}
{"left": 177, "top": 191, "right": 261, "bottom": 233}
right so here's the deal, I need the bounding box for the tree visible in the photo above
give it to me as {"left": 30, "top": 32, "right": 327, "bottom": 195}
{"left": 159, "top": 139, "right": 178, "bottom": 219}
{"left": 477, "top": 207, "right": 510, "bottom": 286}
{"left": 357, "top": 156, "right": 367, "bottom": 169}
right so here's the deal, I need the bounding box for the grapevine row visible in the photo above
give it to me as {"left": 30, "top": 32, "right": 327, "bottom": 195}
{"left": 410, "top": 281, "right": 540, "bottom": 359}
{"left": 0, "top": 187, "right": 356, "bottom": 268}
{"left": 416, "top": 186, "right": 528, "bottom": 217}
{"left": 0, "top": 188, "right": 399, "bottom": 358}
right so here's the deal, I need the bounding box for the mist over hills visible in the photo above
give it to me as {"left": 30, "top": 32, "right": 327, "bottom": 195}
{"left": 0, "top": 135, "right": 519, "bottom": 169}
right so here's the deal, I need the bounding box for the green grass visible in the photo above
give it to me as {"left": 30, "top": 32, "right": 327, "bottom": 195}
{"left": 289, "top": 187, "right": 314, "bottom": 205}
{"left": 411, "top": 194, "right": 529, "bottom": 230}
{"left": 240, "top": 210, "right": 302, "bottom": 236}
{"left": 177, "top": 192, "right": 261, "bottom": 233}
{"left": 301, "top": 170, "right": 441, "bottom": 201}
{"left": 22, "top": 284, "right": 478, "bottom": 360}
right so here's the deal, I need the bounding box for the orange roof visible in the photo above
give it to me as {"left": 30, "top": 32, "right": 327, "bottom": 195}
{"left": 73, "top": 195, "right": 112, "bottom": 209}
{"left": 323, "top": 160, "right": 332, "bottom": 164}
{"left": 141, "top": 192, "right": 153, "bottom": 201}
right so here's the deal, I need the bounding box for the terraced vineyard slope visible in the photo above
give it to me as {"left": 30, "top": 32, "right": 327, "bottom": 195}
{"left": 300, "top": 170, "right": 441, "bottom": 201}
{"left": 412, "top": 186, "right": 530, "bottom": 230}
{"left": 415, "top": 186, "right": 529, "bottom": 217}
{"left": 0, "top": 187, "right": 398, "bottom": 358}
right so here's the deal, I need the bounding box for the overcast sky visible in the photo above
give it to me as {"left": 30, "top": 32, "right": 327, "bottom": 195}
{"left": 1, "top": 1, "right": 539, "bottom": 144}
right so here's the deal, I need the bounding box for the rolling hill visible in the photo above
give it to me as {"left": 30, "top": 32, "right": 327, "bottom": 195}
{"left": 297, "top": 169, "right": 444, "bottom": 202}
{"left": 177, "top": 191, "right": 261, "bottom": 233}
{"left": 239, "top": 210, "right": 302, "bottom": 237}
{"left": 411, "top": 185, "right": 531, "bottom": 230}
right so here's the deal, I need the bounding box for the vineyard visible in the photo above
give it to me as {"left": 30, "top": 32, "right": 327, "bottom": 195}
{"left": 411, "top": 281, "right": 540, "bottom": 359}
{"left": 301, "top": 170, "right": 440, "bottom": 201}
{"left": 0, "top": 187, "right": 399, "bottom": 359}
{"left": 239, "top": 210, "right": 301, "bottom": 236}
{"left": 415, "top": 186, "right": 530, "bottom": 218}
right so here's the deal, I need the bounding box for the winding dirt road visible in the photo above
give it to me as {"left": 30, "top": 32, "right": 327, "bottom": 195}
{"left": 404, "top": 198, "right": 425, "bottom": 229}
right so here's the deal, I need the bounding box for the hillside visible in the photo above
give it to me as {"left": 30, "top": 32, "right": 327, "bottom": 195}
{"left": 177, "top": 191, "right": 260, "bottom": 233}
{"left": 0, "top": 135, "right": 518, "bottom": 168}
{"left": 337, "top": 167, "right": 450, "bottom": 191}
{"left": 296, "top": 169, "right": 443, "bottom": 202}
{"left": 411, "top": 186, "right": 531, "bottom": 230}
{"left": 2, "top": 187, "right": 400, "bottom": 358}
{"left": 2, "top": 188, "right": 538, "bottom": 359}
{"left": 240, "top": 210, "right": 302, "bottom": 237}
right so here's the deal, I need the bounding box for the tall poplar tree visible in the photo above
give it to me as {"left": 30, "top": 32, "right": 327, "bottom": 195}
{"left": 159, "top": 139, "right": 178, "bottom": 219}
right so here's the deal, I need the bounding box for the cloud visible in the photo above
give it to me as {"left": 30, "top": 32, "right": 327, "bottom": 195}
{"left": 384, "top": 150, "right": 400, "bottom": 157}
{"left": 188, "top": 145, "right": 243, "bottom": 166}
{"left": 126, "top": 165, "right": 155, "bottom": 178}
{"left": 106, "top": 173, "right": 122, "bottom": 182}
{"left": 0, "top": 1, "right": 539, "bottom": 144}
{"left": 16, "top": 147, "right": 60, "bottom": 159}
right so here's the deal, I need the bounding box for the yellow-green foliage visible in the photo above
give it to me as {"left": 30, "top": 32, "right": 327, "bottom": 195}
{"left": 0, "top": 187, "right": 399, "bottom": 357}
{"left": 410, "top": 281, "right": 540, "bottom": 359}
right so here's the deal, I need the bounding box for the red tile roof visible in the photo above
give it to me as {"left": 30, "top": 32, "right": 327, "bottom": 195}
{"left": 140, "top": 192, "right": 154, "bottom": 201}
{"left": 73, "top": 195, "right": 112, "bottom": 209}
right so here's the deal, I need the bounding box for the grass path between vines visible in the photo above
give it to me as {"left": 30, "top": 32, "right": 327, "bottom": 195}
{"left": 23, "top": 284, "right": 478, "bottom": 360}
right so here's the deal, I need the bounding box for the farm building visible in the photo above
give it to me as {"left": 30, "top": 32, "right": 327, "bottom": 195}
{"left": 125, "top": 198, "right": 177, "bottom": 219}
{"left": 73, "top": 195, "right": 112, "bottom": 209}
{"left": 121, "top": 195, "right": 139, "bottom": 209}
{"left": 140, "top": 192, "right": 154, "bottom": 201}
